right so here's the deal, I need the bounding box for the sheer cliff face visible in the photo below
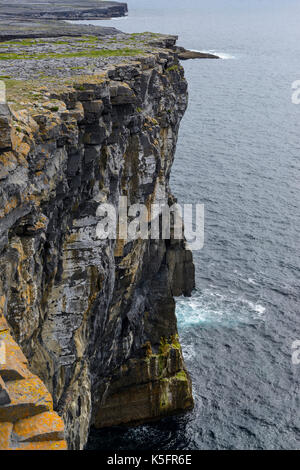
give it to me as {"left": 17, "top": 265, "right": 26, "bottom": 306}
{"left": 0, "top": 49, "right": 194, "bottom": 449}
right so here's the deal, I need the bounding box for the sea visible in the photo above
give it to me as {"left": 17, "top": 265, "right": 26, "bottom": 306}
{"left": 71, "top": 0, "right": 300, "bottom": 450}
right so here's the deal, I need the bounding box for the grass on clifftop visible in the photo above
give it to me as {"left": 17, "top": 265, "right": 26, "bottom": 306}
{"left": 0, "top": 48, "right": 144, "bottom": 61}
{"left": 2, "top": 73, "right": 108, "bottom": 109}
{"left": 0, "top": 36, "right": 111, "bottom": 47}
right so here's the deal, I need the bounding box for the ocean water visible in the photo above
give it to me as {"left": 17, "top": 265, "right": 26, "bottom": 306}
{"left": 76, "top": 0, "right": 300, "bottom": 450}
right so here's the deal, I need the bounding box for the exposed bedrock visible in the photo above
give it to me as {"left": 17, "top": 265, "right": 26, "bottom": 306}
{"left": 0, "top": 48, "right": 195, "bottom": 449}
{"left": 177, "top": 49, "right": 219, "bottom": 60}
{"left": 0, "top": 312, "right": 67, "bottom": 450}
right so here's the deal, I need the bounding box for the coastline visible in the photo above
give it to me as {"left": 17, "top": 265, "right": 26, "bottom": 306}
{"left": 0, "top": 0, "right": 128, "bottom": 21}
{"left": 0, "top": 0, "right": 223, "bottom": 451}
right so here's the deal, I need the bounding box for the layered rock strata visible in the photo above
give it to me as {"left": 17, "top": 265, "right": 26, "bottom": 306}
{"left": 0, "top": 306, "right": 67, "bottom": 450}
{"left": 0, "top": 34, "right": 195, "bottom": 450}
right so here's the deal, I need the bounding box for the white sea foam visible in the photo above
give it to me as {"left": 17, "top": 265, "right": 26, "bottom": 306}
{"left": 255, "top": 305, "right": 266, "bottom": 314}
{"left": 108, "top": 16, "right": 129, "bottom": 21}
{"left": 243, "top": 300, "right": 266, "bottom": 315}
{"left": 181, "top": 344, "right": 197, "bottom": 361}
{"left": 175, "top": 291, "right": 265, "bottom": 327}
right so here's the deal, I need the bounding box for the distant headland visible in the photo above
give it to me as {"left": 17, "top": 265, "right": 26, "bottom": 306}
{"left": 0, "top": 0, "right": 128, "bottom": 21}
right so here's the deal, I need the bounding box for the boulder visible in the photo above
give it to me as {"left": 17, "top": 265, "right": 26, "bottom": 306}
{"left": 110, "top": 82, "right": 137, "bottom": 105}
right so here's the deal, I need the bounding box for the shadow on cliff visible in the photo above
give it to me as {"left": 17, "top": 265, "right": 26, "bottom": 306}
{"left": 86, "top": 412, "right": 193, "bottom": 451}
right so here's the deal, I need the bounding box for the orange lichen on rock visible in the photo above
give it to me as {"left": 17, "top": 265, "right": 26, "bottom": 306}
{"left": 0, "top": 330, "right": 28, "bottom": 367}
{"left": 2, "top": 376, "right": 53, "bottom": 422}
{"left": 0, "top": 315, "right": 67, "bottom": 450}
{"left": 0, "top": 196, "right": 19, "bottom": 219}
{"left": 0, "top": 151, "right": 18, "bottom": 171}
{"left": 11, "top": 129, "right": 31, "bottom": 159}
{"left": 13, "top": 411, "right": 64, "bottom": 442}
{"left": 0, "top": 422, "right": 13, "bottom": 448}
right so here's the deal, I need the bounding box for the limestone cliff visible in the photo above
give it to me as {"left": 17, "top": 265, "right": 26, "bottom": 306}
{"left": 0, "top": 34, "right": 195, "bottom": 449}
{"left": 0, "top": 311, "right": 67, "bottom": 449}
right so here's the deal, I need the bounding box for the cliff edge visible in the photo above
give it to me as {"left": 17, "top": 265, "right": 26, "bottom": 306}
{"left": 0, "top": 32, "right": 195, "bottom": 449}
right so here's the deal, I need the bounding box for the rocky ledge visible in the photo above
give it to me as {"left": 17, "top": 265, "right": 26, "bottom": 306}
{"left": 0, "top": 32, "right": 195, "bottom": 450}
{"left": 176, "top": 48, "right": 219, "bottom": 60}
{"left": 0, "top": 308, "right": 67, "bottom": 450}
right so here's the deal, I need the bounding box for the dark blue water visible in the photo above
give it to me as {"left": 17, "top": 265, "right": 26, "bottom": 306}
{"left": 83, "top": 0, "right": 300, "bottom": 450}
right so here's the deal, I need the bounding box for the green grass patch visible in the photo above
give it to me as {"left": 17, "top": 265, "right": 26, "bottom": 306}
{"left": 75, "top": 35, "right": 100, "bottom": 43}
{"left": 2, "top": 78, "right": 52, "bottom": 106}
{"left": 0, "top": 36, "right": 101, "bottom": 47}
{"left": 159, "top": 337, "right": 171, "bottom": 356}
{"left": 175, "top": 370, "right": 188, "bottom": 382}
{"left": 166, "top": 65, "right": 179, "bottom": 73}
{"left": 0, "top": 39, "right": 47, "bottom": 47}
{"left": 74, "top": 84, "right": 85, "bottom": 91}
{"left": 0, "top": 48, "right": 144, "bottom": 61}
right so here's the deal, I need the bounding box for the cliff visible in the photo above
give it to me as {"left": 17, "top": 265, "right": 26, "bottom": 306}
{"left": 0, "top": 33, "right": 195, "bottom": 450}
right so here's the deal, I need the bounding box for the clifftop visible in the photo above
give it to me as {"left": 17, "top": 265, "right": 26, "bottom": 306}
{"left": 0, "top": 32, "right": 178, "bottom": 83}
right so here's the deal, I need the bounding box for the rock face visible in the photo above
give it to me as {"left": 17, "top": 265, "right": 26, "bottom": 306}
{"left": 0, "top": 42, "right": 195, "bottom": 450}
{"left": 0, "top": 106, "right": 12, "bottom": 151}
{"left": 0, "top": 307, "right": 67, "bottom": 450}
